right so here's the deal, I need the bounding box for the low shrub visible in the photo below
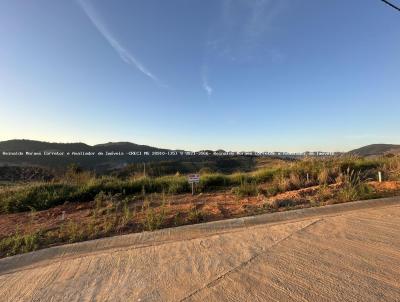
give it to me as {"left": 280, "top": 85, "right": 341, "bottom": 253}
{"left": 199, "top": 173, "right": 231, "bottom": 190}
{"left": 1, "top": 156, "right": 394, "bottom": 214}
{"left": 232, "top": 182, "right": 259, "bottom": 197}
{"left": 187, "top": 206, "right": 204, "bottom": 223}
{"left": 269, "top": 199, "right": 297, "bottom": 209}
{"left": 337, "top": 169, "right": 373, "bottom": 202}
{"left": 1, "top": 183, "right": 77, "bottom": 213}
{"left": 0, "top": 230, "right": 43, "bottom": 257}
{"left": 317, "top": 168, "right": 330, "bottom": 185}
{"left": 57, "top": 221, "right": 88, "bottom": 243}
{"left": 142, "top": 200, "right": 166, "bottom": 231}
{"left": 314, "top": 185, "right": 333, "bottom": 202}
{"left": 383, "top": 156, "right": 400, "bottom": 180}
{"left": 289, "top": 172, "right": 303, "bottom": 189}
{"left": 252, "top": 168, "right": 278, "bottom": 183}
{"left": 273, "top": 173, "right": 291, "bottom": 192}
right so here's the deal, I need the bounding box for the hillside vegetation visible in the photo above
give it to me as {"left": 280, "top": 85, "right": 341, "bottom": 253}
{"left": 1, "top": 155, "right": 399, "bottom": 214}
{"left": 1, "top": 155, "right": 400, "bottom": 257}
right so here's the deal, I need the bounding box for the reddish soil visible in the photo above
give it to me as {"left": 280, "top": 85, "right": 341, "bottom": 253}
{"left": 1, "top": 181, "right": 400, "bottom": 240}
{"left": 0, "top": 202, "right": 93, "bottom": 238}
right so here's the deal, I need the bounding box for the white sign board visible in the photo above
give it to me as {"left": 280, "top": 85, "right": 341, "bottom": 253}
{"left": 188, "top": 174, "right": 200, "bottom": 183}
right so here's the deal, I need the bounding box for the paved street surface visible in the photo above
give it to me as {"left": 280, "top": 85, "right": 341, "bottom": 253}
{"left": 0, "top": 197, "right": 399, "bottom": 302}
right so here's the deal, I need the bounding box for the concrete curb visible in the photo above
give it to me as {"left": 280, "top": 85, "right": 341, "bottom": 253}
{"left": 1, "top": 196, "right": 399, "bottom": 275}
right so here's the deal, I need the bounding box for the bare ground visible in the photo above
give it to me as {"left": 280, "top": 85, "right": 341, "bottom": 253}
{"left": 0, "top": 197, "right": 399, "bottom": 301}
{"left": 1, "top": 181, "right": 400, "bottom": 242}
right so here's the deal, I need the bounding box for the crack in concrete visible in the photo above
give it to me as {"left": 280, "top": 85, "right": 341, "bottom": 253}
{"left": 178, "top": 218, "right": 323, "bottom": 302}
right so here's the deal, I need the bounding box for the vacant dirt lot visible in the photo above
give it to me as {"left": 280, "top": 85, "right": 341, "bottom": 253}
{"left": 1, "top": 181, "right": 399, "bottom": 244}
{"left": 0, "top": 197, "right": 399, "bottom": 301}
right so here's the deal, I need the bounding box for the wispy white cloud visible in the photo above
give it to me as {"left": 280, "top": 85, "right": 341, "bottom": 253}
{"left": 203, "top": 78, "right": 213, "bottom": 96}
{"left": 201, "top": 65, "right": 213, "bottom": 96}
{"left": 209, "top": 0, "right": 287, "bottom": 62}
{"left": 200, "top": 0, "right": 287, "bottom": 94}
{"left": 244, "top": 0, "right": 282, "bottom": 40}
{"left": 76, "top": 0, "right": 165, "bottom": 87}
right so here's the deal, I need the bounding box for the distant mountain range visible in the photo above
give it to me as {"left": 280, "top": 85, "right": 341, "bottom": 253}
{"left": 0, "top": 140, "right": 168, "bottom": 153}
{"left": 0, "top": 139, "right": 176, "bottom": 169}
{"left": 0, "top": 140, "right": 256, "bottom": 170}
{"left": 1, "top": 140, "right": 398, "bottom": 170}
{"left": 348, "top": 144, "right": 400, "bottom": 157}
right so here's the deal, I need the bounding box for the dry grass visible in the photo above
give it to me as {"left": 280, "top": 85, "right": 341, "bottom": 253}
{"left": 2, "top": 155, "right": 397, "bottom": 214}
{"left": 2, "top": 156, "right": 400, "bottom": 257}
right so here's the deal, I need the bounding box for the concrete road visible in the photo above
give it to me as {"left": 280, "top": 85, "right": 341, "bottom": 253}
{"left": 0, "top": 197, "right": 399, "bottom": 302}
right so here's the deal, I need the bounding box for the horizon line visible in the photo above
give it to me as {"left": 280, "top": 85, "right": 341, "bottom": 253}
{"left": 1, "top": 138, "right": 398, "bottom": 154}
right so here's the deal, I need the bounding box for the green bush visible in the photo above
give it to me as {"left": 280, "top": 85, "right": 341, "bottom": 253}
{"left": 199, "top": 173, "right": 231, "bottom": 190}
{"left": 232, "top": 182, "right": 259, "bottom": 197}
{"left": 187, "top": 206, "right": 204, "bottom": 223}
{"left": 228, "top": 172, "right": 249, "bottom": 185}
{"left": 152, "top": 176, "right": 189, "bottom": 194}
{"left": 60, "top": 221, "right": 87, "bottom": 243}
{"left": 383, "top": 156, "right": 400, "bottom": 180}
{"left": 1, "top": 183, "right": 77, "bottom": 213}
{"left": 337, "top": 169, "right": 373, "bottom": 202}
{"left": 0, "top": 230, "right": 43, "bottom": 257}
{"left": 252, "top": 168, "right": 278, "bottom": 183}
{"left": 143, "top": 206, "right": 165, "bottom": 231}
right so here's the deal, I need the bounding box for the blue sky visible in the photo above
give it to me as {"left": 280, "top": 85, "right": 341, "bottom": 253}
{"left": 0, "top": 0, "right": 399, "bottom": 152}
